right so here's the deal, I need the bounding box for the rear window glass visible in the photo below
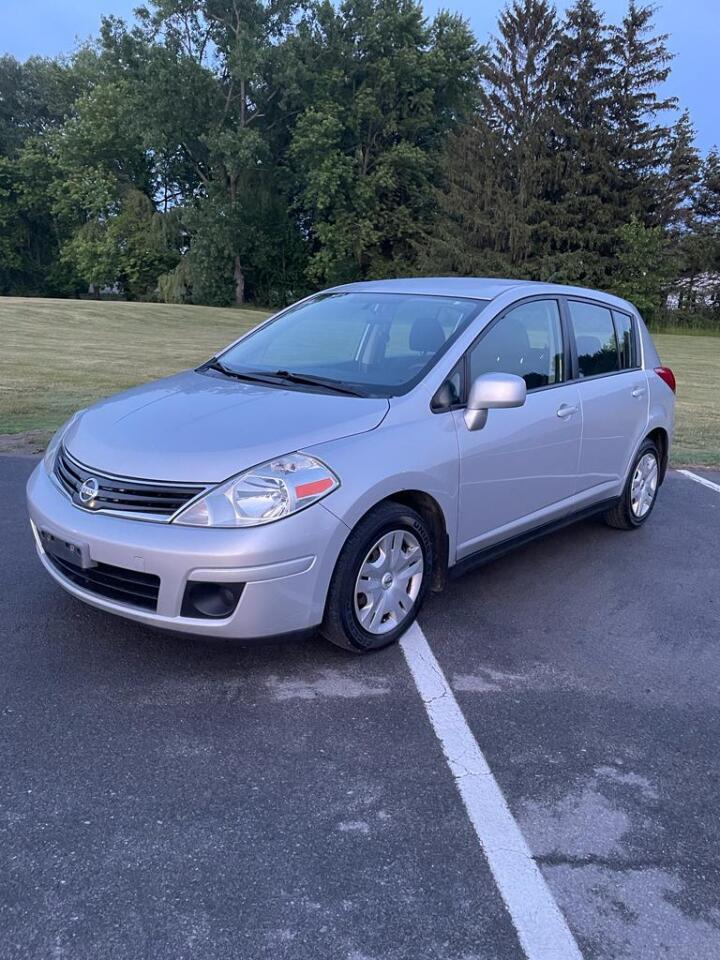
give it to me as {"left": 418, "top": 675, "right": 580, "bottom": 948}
{"left": 567, "top": 301, "right": 619, "bottom": 377}
{"left": 612, "top": 311, "right": 638, "bottom": 369}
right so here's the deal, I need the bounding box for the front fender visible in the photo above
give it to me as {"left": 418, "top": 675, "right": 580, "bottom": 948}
{"left": 306, "top": 405, "right": 460, "bottom": 563}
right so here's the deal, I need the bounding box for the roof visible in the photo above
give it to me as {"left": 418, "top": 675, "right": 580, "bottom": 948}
{"left": 329, "top": 276, "right": 637, "bottom": 313}
{"left": 330, "top": 276, "right": 526, "bottom": 300}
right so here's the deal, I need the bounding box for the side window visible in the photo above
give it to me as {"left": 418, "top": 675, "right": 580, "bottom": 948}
{"left": 567, "top": 301, "right": 619, "bottom": 377}
{"left": 468, "top": 299, "right": 564, "bottom": 390}
{"left": 612, "top": 311, "right": 638, "bottom": 369}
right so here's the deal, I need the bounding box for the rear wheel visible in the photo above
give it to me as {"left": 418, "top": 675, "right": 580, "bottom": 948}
{"left": 321, "top": 502, "right": 433, "bottom": 653}
{"left": 604, "top": 439, "right": 660, "bottom": 530}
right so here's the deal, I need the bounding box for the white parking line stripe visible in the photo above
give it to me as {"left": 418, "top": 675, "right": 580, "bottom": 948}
{"left": 677, "top": 469, "right": 720, "bottom": 494}
{"left": 400, "top": 621, "right": 583, "bottom": 960}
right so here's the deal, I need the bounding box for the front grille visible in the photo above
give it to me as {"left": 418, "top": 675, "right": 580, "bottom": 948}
{"left": 46, "top": 553, "right": 161, "bottom": 611}
{"left": 55, "top": 446, "right": 206, "bottom": 520}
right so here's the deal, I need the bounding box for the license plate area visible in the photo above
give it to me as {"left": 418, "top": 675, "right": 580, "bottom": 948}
{"left": 39, "top": 530, "right": 96, "bottom": 570}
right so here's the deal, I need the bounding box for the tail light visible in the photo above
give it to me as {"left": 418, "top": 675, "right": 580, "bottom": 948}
{"left": 654, "top": 367, "right": 676, "bottom": 394}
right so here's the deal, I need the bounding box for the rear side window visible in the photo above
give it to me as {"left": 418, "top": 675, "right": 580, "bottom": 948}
{"left": 612, "top": 311, "right": 638, "bottom": 369}
{"left": 567, "top": 301, "right": 618, "bottom": 377}
{"left": 468, "top": 299, "right": 564, "bottom": 390}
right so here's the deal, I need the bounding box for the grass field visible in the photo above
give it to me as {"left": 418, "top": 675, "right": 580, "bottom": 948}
{"left": 1, "top": 297, "right": 718, "bottom": 465}
{"left": 0, "top": 297, "right": 268, "bottom": 453}
{"left": 654, "top": 332, "right": 720, "bottom": 466}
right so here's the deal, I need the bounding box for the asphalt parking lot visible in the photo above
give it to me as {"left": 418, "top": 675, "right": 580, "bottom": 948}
{"left": 2, "top": 456, "right": 719, "bottom": 960}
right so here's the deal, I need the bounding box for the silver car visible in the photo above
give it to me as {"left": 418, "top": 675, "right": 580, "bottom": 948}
{"left": 27, "top": 278, "right": 676, "bottom": 652}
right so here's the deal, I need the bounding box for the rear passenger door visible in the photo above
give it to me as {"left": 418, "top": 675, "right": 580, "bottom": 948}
{"left": 565, "top": 299, "right": 649, "bottom": 495}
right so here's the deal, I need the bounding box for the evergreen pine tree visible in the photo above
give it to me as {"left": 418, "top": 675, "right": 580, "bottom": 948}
{"left": 415, "top": 118, "right": 514, "bottom": 277}
{"left": 483, "top": 0, "right": 561, "bottom": 272}
{"left": 546, "top": 0, "right": 615, "bottom": 285}
{"left": 608, "top": 2, "right": 678, "bottom": 225}
{"left": 674, "top": 149, "right": 720, "bottom": 318}
{"left": 662, "top": 110, "right": 702, "bottom": 231}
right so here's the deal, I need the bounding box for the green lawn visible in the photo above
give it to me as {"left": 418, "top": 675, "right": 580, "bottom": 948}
{"left": 0, "top": 297, "right": 269, "bottom": 452}
{"left": 1, "top": 297, "right": 718, "bottom": 465}
{"left": 654, "top": 332, "right": 720, "bottom": 467}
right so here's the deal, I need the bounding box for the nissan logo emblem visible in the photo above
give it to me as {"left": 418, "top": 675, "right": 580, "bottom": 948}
{"left": 78, "top": 477, "right": 100, "bottom": 504}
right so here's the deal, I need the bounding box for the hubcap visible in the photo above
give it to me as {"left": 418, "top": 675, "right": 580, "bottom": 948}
{"left": 354, "top": 529, "right": 424, "bottom": 635}
{"left": 630, "top": 452, "right": 658, "bottom": 518}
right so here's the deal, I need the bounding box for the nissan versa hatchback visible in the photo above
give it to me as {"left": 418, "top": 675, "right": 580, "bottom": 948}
{"left": 27, "top": 278, "right": 676, "bottom": 652}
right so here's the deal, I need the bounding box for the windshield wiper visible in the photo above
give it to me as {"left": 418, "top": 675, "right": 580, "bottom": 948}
{"left": 266, "top": 370, "right": 364, "bottom": 397}
{"left": 204, "top": 359, "right": 280, "bottom": 385}
{"left": 205, "top": 358, "right": 238, "bottom": 377}
{"left": 204, "top": 360, "right": 363, "bottom": 396}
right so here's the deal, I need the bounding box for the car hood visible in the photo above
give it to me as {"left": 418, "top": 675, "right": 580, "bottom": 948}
{"left": 63, "top": 370, "right": 389, "bottom": 483}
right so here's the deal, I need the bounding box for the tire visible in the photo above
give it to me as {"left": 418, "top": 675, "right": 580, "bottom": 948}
{"left": 321, "top": 502, "right": 433, "bottom": 653}
{"left": 604, "top": 439, "right": 660, "bottom": 530}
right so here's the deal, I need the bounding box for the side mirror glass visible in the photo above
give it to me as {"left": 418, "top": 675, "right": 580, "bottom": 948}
{"left": 464, "top": 372, "right": 527, "bottom": 431}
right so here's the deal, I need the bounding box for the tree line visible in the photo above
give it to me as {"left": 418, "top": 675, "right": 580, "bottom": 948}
{"left": 1, "top": 0, "right": 718, "bottom": 325}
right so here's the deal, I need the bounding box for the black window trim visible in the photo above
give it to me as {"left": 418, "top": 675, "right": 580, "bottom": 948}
{"left": 431, "top": 292, "right": 645, "bottom": 413}
{"left": 562, "top": 295, "right": 642, "bottom": 383}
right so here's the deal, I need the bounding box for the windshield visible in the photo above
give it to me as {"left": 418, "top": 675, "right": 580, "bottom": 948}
{"left": 215, "top": 292, "right": 488, "bottom": 397}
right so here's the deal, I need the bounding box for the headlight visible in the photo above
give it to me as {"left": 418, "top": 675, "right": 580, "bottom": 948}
{"left": 44, "top": 411, "right": 85, "bottom": 473}
{"left": 173, "top": 453, "right": 340, "bottom": 527}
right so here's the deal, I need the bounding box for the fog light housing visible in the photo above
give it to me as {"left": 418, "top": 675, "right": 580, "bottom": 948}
{"left": 181, "top": 581, "right": 245, "bottom": 620}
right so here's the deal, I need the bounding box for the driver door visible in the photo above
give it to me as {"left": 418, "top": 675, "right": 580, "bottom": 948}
{"left": 453, "top": 298, "right": 582, "bottom": 559}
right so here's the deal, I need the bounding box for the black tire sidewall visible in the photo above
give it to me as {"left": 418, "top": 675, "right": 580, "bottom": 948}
{"left": 331, "top": 506, "right": 433, "bottom": 652}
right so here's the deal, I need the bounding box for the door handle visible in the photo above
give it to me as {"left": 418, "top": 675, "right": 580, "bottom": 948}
{"left": 631, "top": 386, "right": 647, "bottom": 398}
{"left": 556, "top": 404, "right": 578, "bottom": 419}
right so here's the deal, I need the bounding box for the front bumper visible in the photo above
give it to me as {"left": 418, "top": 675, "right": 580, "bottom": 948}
{"left": 26, "top": 463, "right": 349, "bottom": 639}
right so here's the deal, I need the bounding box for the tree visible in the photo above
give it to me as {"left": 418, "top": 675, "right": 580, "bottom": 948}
{"left": 288, "top": 0, "right": 479, "bottom": 285}
{"left": 608, "top": 2, "right": 678, "bottom": 225}
{"left": 670, "top": 149, "right": 720, "bottom": 320}
{"left": 661, "top": 109, "right": 701, "bottom": 232}
{"left": 545, "top": 0, "right": 615, "bottom": 285}
{"left": 414, "top": 119, "right": 511, "bottom": 277}
{"left": 129, "top": 0, "right": 308, "bottom": 304}
{"left": 0, "top": 0, "right": 716, "bottom": 328}
{"left": 44, "top": 2, "right": 309, "bottom": 305}
{"left": 612, "top": 216, "right": 671, "bottom": 323}
{"left": 0, "top": 55, "right": 80, "bottom": 155}
{"left": 482, "top": 0, "right": 561, "bottom": 272}
{"left": 417, "top": 0, "right": 562, "bottom": 280}
{"left": 0, "top": 56, "right": 87, "bottom": 296}
{"left": 60, "top": 188, "right": 182, "bottom": 299}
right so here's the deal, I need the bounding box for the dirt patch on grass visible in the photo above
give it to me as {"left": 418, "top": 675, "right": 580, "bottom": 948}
{"left": 0, "top": 431, "right": 48, "bottom": 456}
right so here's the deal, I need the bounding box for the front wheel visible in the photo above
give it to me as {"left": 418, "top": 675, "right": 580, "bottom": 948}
{"left": 604, "top": 439, "right": 660, "bottom": 530}
{"left": 321, "top": 502, "right": 433, "bottom": 653}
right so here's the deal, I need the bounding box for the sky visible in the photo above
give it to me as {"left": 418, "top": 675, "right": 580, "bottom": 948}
{"left": 2, "top": 0, "right": 718, "bottom": 152}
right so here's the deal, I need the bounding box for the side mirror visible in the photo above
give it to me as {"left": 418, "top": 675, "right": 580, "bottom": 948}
{"left": 464, "top": 372, "right": 527, "bottom": 431}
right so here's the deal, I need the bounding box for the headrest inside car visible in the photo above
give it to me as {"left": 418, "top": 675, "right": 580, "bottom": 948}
{"left": 409, "top": 317, "right": 446, "bottom": 354}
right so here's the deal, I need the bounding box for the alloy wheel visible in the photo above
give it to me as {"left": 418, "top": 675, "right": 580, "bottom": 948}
{"left": 630, "top": 452, "right": 658, "bottom": 519}
{"left": 353, "top": 529, "right": 424, "bottom": 635}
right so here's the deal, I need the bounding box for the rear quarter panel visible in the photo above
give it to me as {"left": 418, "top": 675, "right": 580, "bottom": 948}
{"left": 646, "top": 370, "right": 676, "bottom": 451}
{"left": 640, "top": 320, "right": 675, "bottom": 456}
